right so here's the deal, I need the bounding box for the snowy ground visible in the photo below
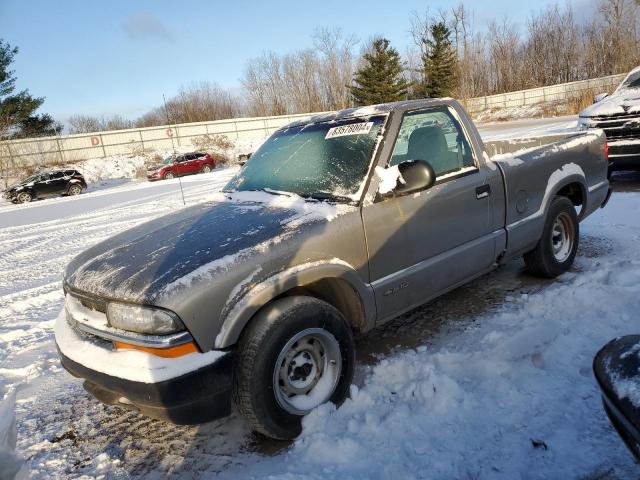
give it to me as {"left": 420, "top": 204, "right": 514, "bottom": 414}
{"left": 1, "top": 117, "right": 640, "bottom": 479}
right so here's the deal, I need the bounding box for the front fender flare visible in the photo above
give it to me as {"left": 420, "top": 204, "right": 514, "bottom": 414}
{"left": 214, "top": 260, "right": 375, "bottom": 349}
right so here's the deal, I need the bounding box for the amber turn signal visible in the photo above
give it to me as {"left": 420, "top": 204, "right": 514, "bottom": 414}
{"left": 113, "top": 340, "right": 199, "bottom": 358}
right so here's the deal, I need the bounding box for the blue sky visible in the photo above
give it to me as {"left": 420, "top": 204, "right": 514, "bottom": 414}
{"left": 0, "top": 0, "right": 590, "bottom": 125}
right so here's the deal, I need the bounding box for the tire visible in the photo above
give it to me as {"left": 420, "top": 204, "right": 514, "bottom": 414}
{"left": 233, "top": 296, "right": 355, "bottom": 440}
{"left": 17, "top": 192, "right": 32, "bottom": 204}
{"left": 68, "top": 184, "right": 82, "bottom": 196}
{"left": 201, "top": 164, "right": 212, "bottom": 173}
{"left": 163, "top": 171, "right": 175, "bottom": 180}
{"left": 524, "top": 195, "right": 579, "bottom": 278}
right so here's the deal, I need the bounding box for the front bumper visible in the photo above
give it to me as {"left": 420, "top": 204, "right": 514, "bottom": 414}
{"left": 3, "top": 190, "right": 16, "bottom": 201}
{"left": 58, "top": 346, "right": 234, "bottom": 425}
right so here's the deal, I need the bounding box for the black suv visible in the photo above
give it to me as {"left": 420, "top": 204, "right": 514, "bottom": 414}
{"left": 3, "top": 169, "right": 87, "bottom": 203}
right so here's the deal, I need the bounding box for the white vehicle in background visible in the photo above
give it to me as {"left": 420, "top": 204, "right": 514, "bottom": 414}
{"left": 579, "top": 66, "right": 640, "bottom": 171}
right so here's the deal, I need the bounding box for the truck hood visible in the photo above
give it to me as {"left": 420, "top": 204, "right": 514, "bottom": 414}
{"left": 64, "top": 193, "right": 352, "bottom": 303}
{"left": 580, "top": 88, "right": 640, "bottom": 117}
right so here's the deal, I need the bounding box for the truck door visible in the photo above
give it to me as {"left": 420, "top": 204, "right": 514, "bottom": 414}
{"left": 362, "top": 106, "right": 499, "bottom": 322}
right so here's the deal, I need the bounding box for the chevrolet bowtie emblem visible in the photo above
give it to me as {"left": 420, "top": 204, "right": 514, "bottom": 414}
{"left": 622, "top": 104, "right": 632, "bottom": 113}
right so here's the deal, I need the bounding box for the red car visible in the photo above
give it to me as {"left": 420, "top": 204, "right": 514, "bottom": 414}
{"left": 146, "top": 152, "right": 216, "bottom": 181}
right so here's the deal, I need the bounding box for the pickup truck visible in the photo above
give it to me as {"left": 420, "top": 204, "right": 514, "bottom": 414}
{"left": 579, "top": 66, "right": 640, "bottom": 171}
{"left": 56, "top": 99, "right": 611, "bottom": 440}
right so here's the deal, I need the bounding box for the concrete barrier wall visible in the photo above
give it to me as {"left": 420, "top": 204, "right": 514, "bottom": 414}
{"left": 0, "top": 73, "right": 627, "bottom": 169}
{"left": 0, "top": 112, "right": 319, "bottom": 168}
{"left": 461, "top": 74, "right": 625, "bottom": 113}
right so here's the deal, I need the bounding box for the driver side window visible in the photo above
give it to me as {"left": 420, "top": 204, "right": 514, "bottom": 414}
{"left": 389, "top": 107, "right": 476, "bottom": 178}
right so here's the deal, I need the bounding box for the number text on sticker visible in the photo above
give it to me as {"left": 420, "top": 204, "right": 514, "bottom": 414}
{"left": 325, "top": 122, "right": 374, "bottom": 139}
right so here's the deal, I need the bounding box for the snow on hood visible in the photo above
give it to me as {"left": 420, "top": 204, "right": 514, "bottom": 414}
{"left": 580, "top": 87, "right": 640, "bottom": 117}
{"left": 64, "top": 192, "right": 354, "bottom": 303}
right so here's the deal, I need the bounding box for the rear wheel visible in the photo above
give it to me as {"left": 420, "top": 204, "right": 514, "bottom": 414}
{"left": 233, "top": 296, "right": 355, "bottom": 440}
{"left": 201, "top": 164, "right": 212, "bottom": 173}
{"left": 524, "top": 195, "right": 579, "bottom": 277}
{"left": 163, "top": 171, "right": 175, "bottom": 180}
{"left": 68, "top": 184, "right": 82, "bottom": 196}
{"left": 17, "top": 192, "right": 32, "bottom": 203}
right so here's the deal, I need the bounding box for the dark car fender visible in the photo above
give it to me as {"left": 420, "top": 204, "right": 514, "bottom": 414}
{"left": 214, "top": 260, "right": 376, "bottom": 349}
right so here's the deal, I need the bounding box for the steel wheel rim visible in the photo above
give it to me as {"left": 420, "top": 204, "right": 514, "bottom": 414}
{"left": 273, "top": 328, "right": 342, "bottom": 415}
{"left": 551, "top": 212, "right": 574, "bottom": 262}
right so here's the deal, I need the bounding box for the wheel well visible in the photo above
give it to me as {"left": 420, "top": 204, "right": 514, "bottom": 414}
{"left": 556, "top": 182, "right": 585, "bottom": 216}
{"left": 277, "top": 278, "right": 367, "bottom": 332}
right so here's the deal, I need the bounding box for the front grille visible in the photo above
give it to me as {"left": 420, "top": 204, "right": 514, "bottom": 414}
{"left": 589, "top": 113, "right": 640, "bottom": 141}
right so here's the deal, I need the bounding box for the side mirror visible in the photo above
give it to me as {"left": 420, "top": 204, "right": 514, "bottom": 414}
{"left": 593, "top": 92, "right": 609, "bottom": 103}
{"left": 384, "top": 159, "right": 436, "bottom": 197}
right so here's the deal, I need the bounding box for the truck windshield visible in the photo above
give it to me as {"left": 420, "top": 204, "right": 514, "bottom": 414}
{"left": 225, "top": 116, "right": 385, "bottom": 201}
{"left": 619, "top": 70, "right": 640, "bottom": 90}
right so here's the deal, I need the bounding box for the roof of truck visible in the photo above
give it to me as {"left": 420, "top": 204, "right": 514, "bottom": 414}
{"left": 286, "top": 98, "right": 454, "bottom": 128}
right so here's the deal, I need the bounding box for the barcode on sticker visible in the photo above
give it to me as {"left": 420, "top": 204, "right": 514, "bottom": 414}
{"left": 325, "top": 122, "right": 373, "bottom": 139}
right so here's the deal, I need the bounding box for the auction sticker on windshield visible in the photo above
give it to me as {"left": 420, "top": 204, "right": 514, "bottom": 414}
{"left": 325, "top": 122, "right": 374, "bottom": 139}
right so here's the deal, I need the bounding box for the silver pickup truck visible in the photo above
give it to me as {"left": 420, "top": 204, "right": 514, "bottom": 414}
{"left": 56, "top": 99, "right": 610, "bottom": 439}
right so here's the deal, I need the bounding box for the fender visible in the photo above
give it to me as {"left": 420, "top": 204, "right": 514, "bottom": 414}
{"left": 214, "top": 259, "right": 376, "bottom": 349}
{"left": 507, "top": 163, "right": 586, "bottom": 231}
{"left": 503, "top": 164, "right": 587, "bottom": 260}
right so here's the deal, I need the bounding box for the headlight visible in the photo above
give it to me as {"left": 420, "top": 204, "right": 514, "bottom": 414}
{"left": 106, "top": 302, "right": 183, "bottom": 334}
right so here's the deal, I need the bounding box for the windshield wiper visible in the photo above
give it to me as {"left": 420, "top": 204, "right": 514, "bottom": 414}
{"left": 301, "top": 192, "right": 355, "bottom": 204}
{"left": 223, "top": 188, "right": 292, "bottom": 197}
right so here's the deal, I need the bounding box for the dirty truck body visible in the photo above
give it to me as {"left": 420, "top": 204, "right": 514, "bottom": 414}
{"left": 57, "top": 98, "right": 610, "bottom": 439}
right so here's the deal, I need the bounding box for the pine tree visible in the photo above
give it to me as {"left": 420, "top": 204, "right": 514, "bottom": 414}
{"left": 349, "top": 38, "right": 408, "bottom": 106}
{"left": 0, "top": 39, "right": 60, "bottom": 139}
{"left": 417, "top": 22, "right": 458, "bottom": 98}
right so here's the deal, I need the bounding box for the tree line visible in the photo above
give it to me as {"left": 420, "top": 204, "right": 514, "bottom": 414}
{"left": 2, "top": 0, "right": 639, "bottom": 139}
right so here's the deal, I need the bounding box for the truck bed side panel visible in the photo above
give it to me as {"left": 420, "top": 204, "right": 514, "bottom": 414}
{"left": 493, "top": 131, "right": 609, "bottom": 259}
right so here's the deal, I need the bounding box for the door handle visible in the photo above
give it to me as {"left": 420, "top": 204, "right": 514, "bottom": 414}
{"left": 476, "top": 184, "right": 491, "bottom": 199}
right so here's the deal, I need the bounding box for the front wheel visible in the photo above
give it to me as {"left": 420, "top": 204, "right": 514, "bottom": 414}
{"left": 524, "top": 195, "right": 579, "bottom": 277}
{"left": 17, "top": 192, "right": 32, "bottom": 203}
{"left": 201, "top": 164, "right": 212, "bottom": 173}
{"left": 233, "top": 296, "right": 355, "bottom": 439}
{"left": 163, "top": 171, "right": 175, "bottom": 180}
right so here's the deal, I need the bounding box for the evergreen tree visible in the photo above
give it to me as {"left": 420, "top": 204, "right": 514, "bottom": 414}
{"left": 0, "top": 39, "right": 60, "bottom": 139}
{"left": 349, "top": 38, "right": 408, "bottom": 106}
{"left": 417, "top": 22, "right": 458, "bottom": 98}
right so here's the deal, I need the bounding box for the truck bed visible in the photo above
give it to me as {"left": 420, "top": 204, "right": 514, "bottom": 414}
{"left": 488, "top": 131, "right": 610, "bottom": 259}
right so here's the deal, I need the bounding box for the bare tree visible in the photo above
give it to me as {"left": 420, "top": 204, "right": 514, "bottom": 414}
{"left": 68, "top": 114, "right": 134, "bottom": 134}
